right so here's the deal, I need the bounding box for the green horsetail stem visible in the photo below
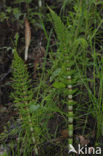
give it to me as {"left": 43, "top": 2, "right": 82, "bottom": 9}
{"left": 48, "top": 7, "right": 77, "bottom": 152}
{"left": 11, "top": 49, "right": 39, "bottom": 155}
{"left": 20, "top": 105, "right": 38, "bottom": 155}
{"left": 24, "top": 102, "right": 38, "bottom": 155}
{"left": 67, "top": 68, "right": 74, "bottom": 148}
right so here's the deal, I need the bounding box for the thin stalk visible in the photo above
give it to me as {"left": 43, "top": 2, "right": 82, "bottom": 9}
{"left": 25, "top": 102, "right": 38, "bottom": 155}
{"left": 67, "top": 67, "right": 74, "bottom": 149}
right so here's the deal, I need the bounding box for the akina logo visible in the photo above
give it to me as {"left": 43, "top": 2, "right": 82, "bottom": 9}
{"left": 68, "top": 144, "right": 101, "bottom": 155}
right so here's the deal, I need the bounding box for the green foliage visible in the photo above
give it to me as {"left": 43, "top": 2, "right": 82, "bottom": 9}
{"left": 1, "top": 0, "right": 103, "bottom": 154}
{"left": 0, "top": 6, "right": 22, "bottom": 22}
{"left": 48, "top": 7, "right": 69, "bottom": 50}
{"left": 48, "top": 0, "right": 103, "bottom": 148}
{"left": 10, "top": 45, "right": 64, "bottom": 154}
{"left": 53, "top": 81, "right": 66, "bottom": 89}
{"left": 69, "top": 0, "right": 103, "bottom": 140}
{"left": 11, "top": 49, "right": 40, "bottom": 155}
{"left": 61, "top": 0, "right": 74, "bottom": 11}
{"left": 49, "top": 7, "right": 78, "bottom": 147}
{"left": 14, "top": 0, "right": 32, "bottom": 4}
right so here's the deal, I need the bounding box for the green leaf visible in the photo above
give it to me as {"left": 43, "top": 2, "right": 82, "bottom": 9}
{"left": 13, "top": 8, "right": 21, "bottom": 20}
{"left": 6, "top": 7, "right": 12, "bottom": 13}
{"left": 30, "top": 104, "right": 40, "bottom": 112}
{"left": 0, "top": 12, "right": 7, "bottom": 22}
{"left": 50, "top": 68, "right": 61, "bottom": 82}
{"left": 53, "top": 81, "right": 66, "bottom": 89}
{"left": 48, "top": 7, "right": 69, "bottom": 47}
{"left": 73, "top": 38, "right": 88, "bottom": 49}
{"left": 14, "top": 33, "right": 19, "bottom": 47}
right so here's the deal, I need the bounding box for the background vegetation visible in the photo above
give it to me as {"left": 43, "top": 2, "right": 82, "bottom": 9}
{"left": 0, "top": 0, "right": 103, "bottom": 155}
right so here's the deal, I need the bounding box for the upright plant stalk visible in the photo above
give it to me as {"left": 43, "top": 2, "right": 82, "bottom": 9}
{"left": 25, "top": 18, "right": 31, "bottom": 61}
{"left": 67, "top": 67, "right": 74, "bottom": 147}
{"left": 49, "top": 8, "right": 76, "bottom": 151}
{"left": 65, "top": 56, "right": 76, "bottom": 150}
{"left": 11, "top": 49, "right": 38, "bottom": 155}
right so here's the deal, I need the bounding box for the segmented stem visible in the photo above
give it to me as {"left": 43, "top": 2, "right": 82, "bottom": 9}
{"left": 67, "top": 67, "right": 73, "bottom": 149}
{"left": 25, "top": 102, "right": 38, "bottom": 155}
{"left": 12, "top": 50, "right": 38, "bottom": 155}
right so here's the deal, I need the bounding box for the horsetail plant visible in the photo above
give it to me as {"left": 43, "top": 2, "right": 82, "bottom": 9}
{"left": 49, "top": 8, "right": 78, "bottom": 151}
{"left": 11, "top": 48, "right": 39, "bottom": 155}
{"left": 25, "top": 18, "right": 31, "bottom": 61}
